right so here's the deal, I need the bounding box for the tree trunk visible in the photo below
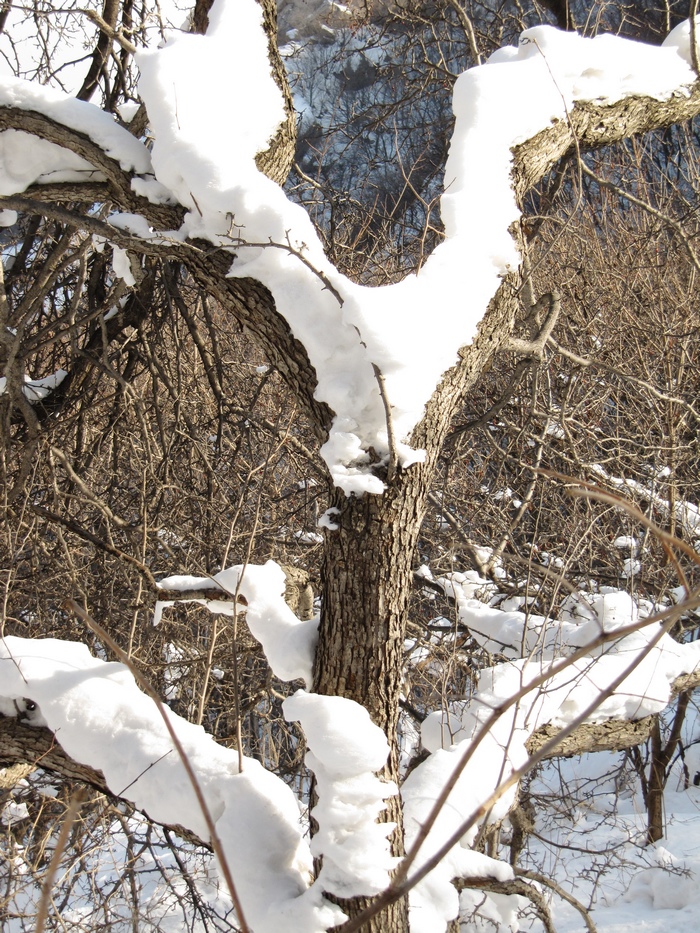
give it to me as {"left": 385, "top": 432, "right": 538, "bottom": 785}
{"left": 645, "top": 691, "right": 690, "bottom": 845}
{"left": 308, "top": 265, "right": 524, "bottom": 930}
{"left": 646, "top": 718, "right": 665, "bottom": 845}
{"left": 313, "top": 467, "right": 431, "bottom": 931}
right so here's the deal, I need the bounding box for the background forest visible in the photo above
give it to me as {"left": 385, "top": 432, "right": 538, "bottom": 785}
{"left": 1, "top": 1, "right": 700, "bottom": 931}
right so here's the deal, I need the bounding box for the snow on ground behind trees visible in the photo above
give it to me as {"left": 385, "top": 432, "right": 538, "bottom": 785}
{"left": 526, "top": 746, "right": 700, "bottom": 933}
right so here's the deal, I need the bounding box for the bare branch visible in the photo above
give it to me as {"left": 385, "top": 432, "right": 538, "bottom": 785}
{"left": 372, "top": 364, "right": 398, "bottom": 482}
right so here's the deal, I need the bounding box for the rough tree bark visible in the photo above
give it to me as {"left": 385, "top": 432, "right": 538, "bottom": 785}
{"left": 315, "top": 474, "right": 428, "bottom": 929}
{"left": 2, "top": 4, "right": 700, "bottom": 932}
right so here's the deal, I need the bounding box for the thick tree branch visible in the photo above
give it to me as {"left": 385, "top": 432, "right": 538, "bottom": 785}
{"left": 528, "top": 669, "right": 700, "bottom": 758}
{"left": 0, "top": 191, "right": 331, "bottom": 431}
{"left": 4, "top": 667, "right": 698, "bottom": 824}
{"left": 512, "top": 84, "right": 700, "bottom": 199}
{"left": 413, "top": 79, "right": 700, "bottom": 460}
{"left": 0, "top": 714, "right": 210, "bottom": 850}
{"left": 254, "top": 0, "right": 297, "bottom": 185}
{"left": 0, "top": 107, "right": 177, "bottom": 224}
{"left": 188, "top": 0, "right": 295, "bottom": 184}
{"left": 5, "top": 77, "right": 699, "bottom": 455}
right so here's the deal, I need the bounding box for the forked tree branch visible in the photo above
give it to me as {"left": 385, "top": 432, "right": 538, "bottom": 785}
{"left": 2, "top": 77, "right": 700, "bottom": 452}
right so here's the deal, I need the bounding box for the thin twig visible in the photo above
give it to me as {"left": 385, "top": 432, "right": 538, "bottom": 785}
{"left": 456, "top": 875, "right": 556, "bottom": 933}
{"left": 546, "top": 336, "right": 700, "bottom": 423}
{"left": 446, "top": 0, "right": 482, "bottom": 65}
{"left": 81, "top": 7, "right": 137, "bottom": 54}
{"left": 339, "top": 598, "right": 691, "bottom": 932}
{"left": 35, "top": 788, "right": 86, "bottom": 933}
{"left": 229, "top": 232, "right": 344, "bottom": 306}
{"left": 580, "top": 161, "right": 700, "bottom": 276}
{"left": 515, "top": 868, "right": 598, "bottom": 933}
{"left": 372, "top": 364, "right": 398, "bottom": 483}
{"left": 536, "top": 468, "right": 700, "bottom": 573}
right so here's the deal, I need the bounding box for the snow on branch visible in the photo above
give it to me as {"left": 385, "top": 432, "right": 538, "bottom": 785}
{"left": 0, "top": 625, "right": 400, "bottom": 930}
{"left": 0, "top": 369, "right": 67, "bottom": 403}
{"left": 132, "top": 10, "right": 700, "bottom": 494}
{"left": 0, "top": 91, "right": 167, "bottom": 206}
{"left": 284, "top": 690, "right": 399, "bottom": 898}
{"left": 1, "top": 4, "right": 700, "bottom": 494}
{"left": 156, "top": 560, "right": 318, "bottom": 687}
{"left": 0, "top": 635, "right": 340, "bottom": 933}
{"left": 0, "top": 630, "right": 396, "bottom": 932}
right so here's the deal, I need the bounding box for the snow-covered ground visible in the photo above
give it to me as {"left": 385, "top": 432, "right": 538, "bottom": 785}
{"left": 4, "top": 742, "right": 700, "bottom": 931}
{"left": 528, "top": 750, "right": 700, "bottom": 933}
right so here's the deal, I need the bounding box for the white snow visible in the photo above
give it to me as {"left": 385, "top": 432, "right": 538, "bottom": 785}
{"left": 0, "top": 77, "right": 151, "bottom": 181}
{"left": 111, "top": 245, "right": 136, "bottom": 286}
{"left": 133, "top": 6, "right": 696, "bottom": 494}
{"left": 157, "top": 560, "right": 319, "bottom": 687}
{"left": 318, "top": 507, "right": 340, "bottom": 530}
{"left": 402, "top": 738, "right": 517, "bottom": 933}
{"left": 591, "top": 462, "right": 700, "bottom": 541}
{"left": 284, "top": 690, "right": 399, "bottom": 896}
{"left": 294, "top": 530, "right": 325, "bottom": 544}
{"left": 0, "top": 3, "right": 696, "bottom": 494}
{"left": 527, "top": 746, "right": 700, "bottom": 933}
{"left": 0, "top": 369, "right": 67, "bottom": 402}
{"left": 0, "top": 638, "right": 402, "bottom": 931}
{"left": 663, "top": 16, "right": 700, "bottom": 65}
{"left": 0, "top": 634, "right": 332, "bottom": 933}
{"left": 614, "top": 535, "right": 638, "bottom": 550}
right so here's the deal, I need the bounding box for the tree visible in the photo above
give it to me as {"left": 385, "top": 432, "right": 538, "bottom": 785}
{"left": 1, "top": 1, "right": 700, "bottom": 931}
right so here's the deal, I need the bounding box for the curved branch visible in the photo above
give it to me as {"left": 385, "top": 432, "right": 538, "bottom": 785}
{"left": 455, "top": 874, "right": 556, "bottom": 933}
{"left": 4, "top": 65, "right": 700, "bottom": 459}
{"left": 0, "top": 193, "right": 180, "bottom": 255}
{"left": 254, "top": 0, "right": 297, "bottom": 185}
{"left": 0, "top": 194, "right": 331, "bottom": 431}
{"left": 515, "top": 868, "right": 597, "bottom": 933}
{"left": 413, "top": 81, "right": 700, "bottom": 458}
{"left": 512, "top": 84, "right": 700, "bottom": 199}
{"left": 0, "top": 106, "right": 164, "bottom": 218}
{"left": 528, "top": 668, "right": 700, "bottom": 759}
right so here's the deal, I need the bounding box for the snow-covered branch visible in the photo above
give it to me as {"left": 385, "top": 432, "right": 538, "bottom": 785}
{"left": 3, "top": 5, "right": 700, "bottom": 493}
{"left": 156, "top": 561, "right": 319, "bottom": 687}
{"left": 0, "top": 630, "right": 395, "bottom": 932}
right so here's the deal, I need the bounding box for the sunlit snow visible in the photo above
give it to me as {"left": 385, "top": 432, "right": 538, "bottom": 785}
{"left": 2, "top": 1, "right": 696, "bottom": 493}
{"left": 156, "top": 560, "right": 318, "bottom": 687}
{"left": 2, "top": 4, "right": 700, "bottom": 932}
